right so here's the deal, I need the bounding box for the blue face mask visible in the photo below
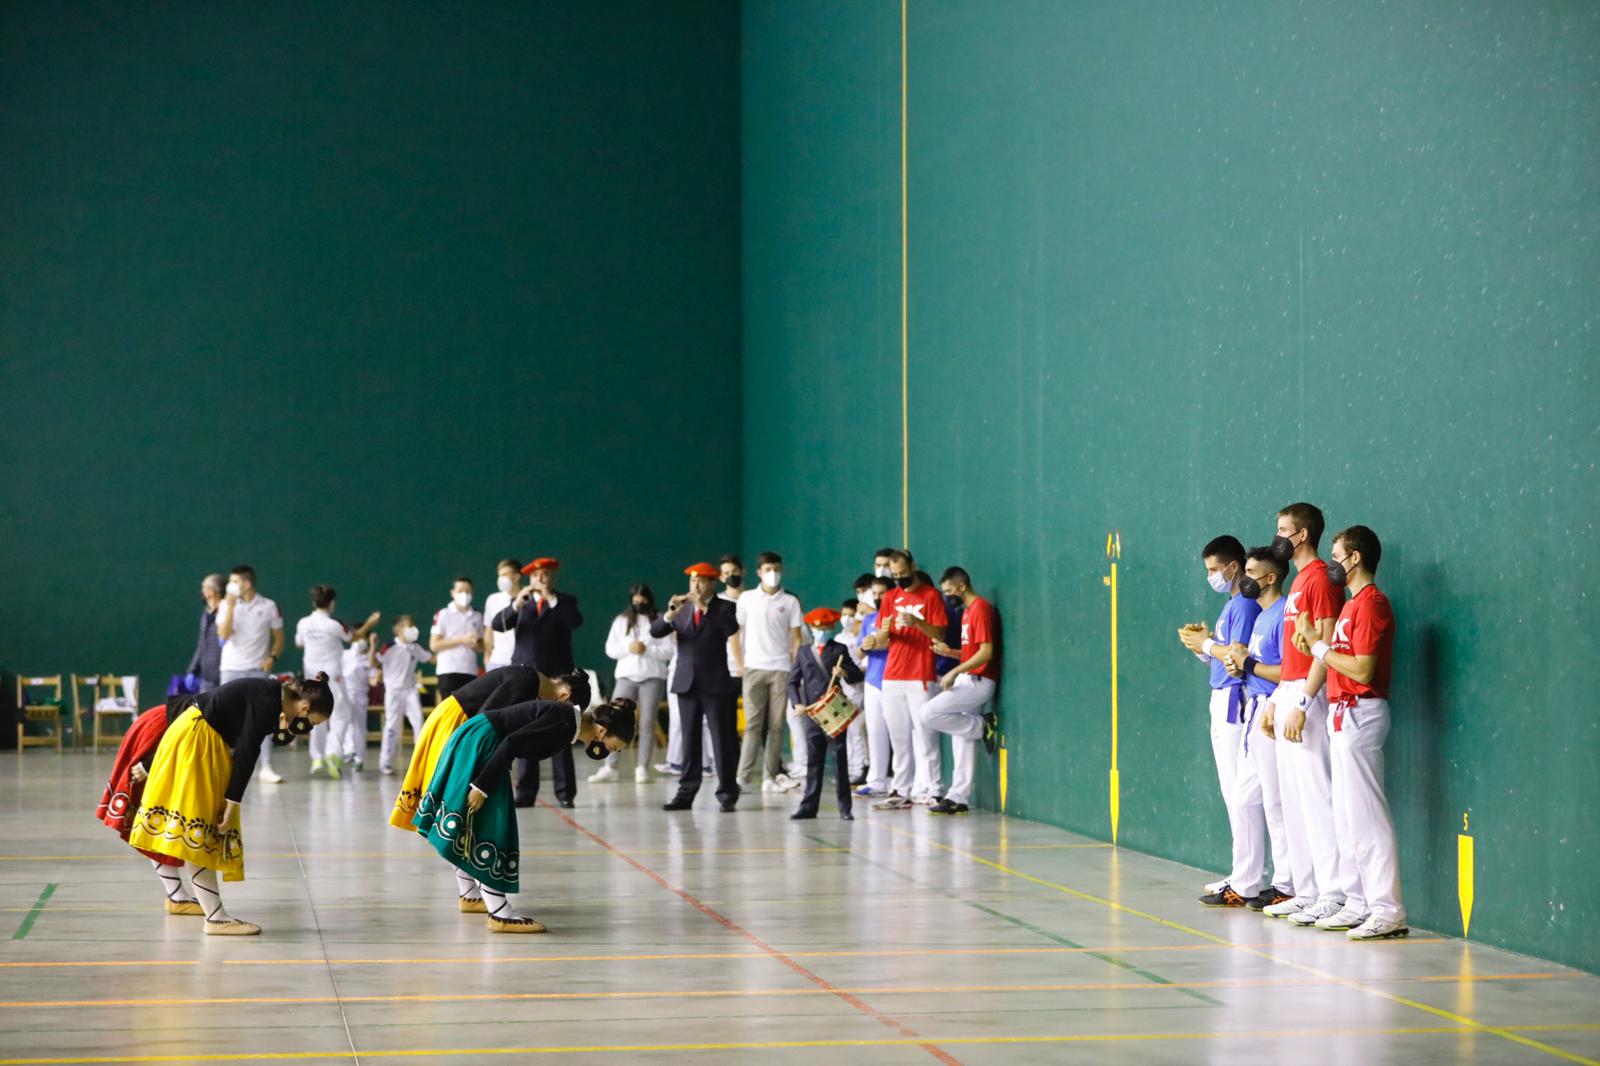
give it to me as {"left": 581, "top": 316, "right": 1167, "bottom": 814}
{"left": 812, "top": 625, "right": 836, "bottom": 645}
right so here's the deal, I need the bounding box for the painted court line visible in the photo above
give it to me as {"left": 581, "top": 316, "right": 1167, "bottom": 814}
{"left": 5, "top": 1024, "right": 1600, "bottom": 1063}
{"left": 539, "top": 801, "right": 962, "bottom": 1066}
{"left": 886, "top": 824, "right": 1600, "bottom": 1066}
{"left": 0, "top": 846, "right": 849, "bottom": 862}
{"left": 0, "top": 971, "right": 1569, "bottom": 1010}
{"left": 10, "top": 884, "right": 55, "bottom": 941}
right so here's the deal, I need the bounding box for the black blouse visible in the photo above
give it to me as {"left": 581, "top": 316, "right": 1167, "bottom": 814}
{"left": 154, "top": 677, "right": 284, "bottom": 802}
{"left": 472, "top": 700, "right": 581, "bottom": 795}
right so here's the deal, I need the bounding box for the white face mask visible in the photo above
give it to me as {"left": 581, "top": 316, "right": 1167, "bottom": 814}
{"left": 874, "top": 566, "right": 891, "bottom": 579}
{"left": 453, "top": 590, "right": 473, "bottom": 608}
{"left": 225, "top": 580, "right": 242, "bottom": 597}
{"left": 497, "top": 575, "right": 514, "bottom": 595}
{"left": 1207, "top": 568, "right": 1232, "bottom": 595}
{"left": 858, "top": 590, "right": 876, "bottom": 609}
{"left": 761, "top": 570, "right": 782, "bottom": 590}
{"left": 351, "top": 640, "right": 367, "bottom": 654}
{"left": 401, "top": 625, "right": 419, "bottom": 643}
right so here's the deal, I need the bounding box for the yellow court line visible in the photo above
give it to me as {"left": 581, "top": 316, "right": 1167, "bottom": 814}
{"left": 0, "top": 846, "right": 849, "bottom": 862}
{"left": 0, "top": 938, "right": 1449, "bottom": 970}
{"left": 0, "top": 972, "right": 1570, "bottom": 1011}
{"left": 8, "top": 1025, "right": 1600, "bottom": 1064}
{"left": 899, "top": 0, "right": 910, "bottom": 545}
{"left": 884, "top": 825, "right": 1600, "bottom": 1066}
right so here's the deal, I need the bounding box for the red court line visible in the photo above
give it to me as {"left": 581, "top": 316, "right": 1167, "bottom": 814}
{"left": 538, "top": 801, "right": 962, "bottom": 1066}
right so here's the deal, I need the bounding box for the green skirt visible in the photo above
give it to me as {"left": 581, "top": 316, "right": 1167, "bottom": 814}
{"left": 413, "top": 716, "right": 520, "bottom": 893}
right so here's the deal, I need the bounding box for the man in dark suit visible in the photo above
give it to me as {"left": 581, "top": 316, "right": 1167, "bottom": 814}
{"left": 654, "top": 562, "right": 742, "bottom": 812}
{"left": 489, "top": 557, "right": 582, "bottom": 807}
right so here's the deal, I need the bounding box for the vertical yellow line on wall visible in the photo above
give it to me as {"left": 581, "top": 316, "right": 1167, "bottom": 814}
{"left": 900, "top": 0, "right": 910, "bottom": 548}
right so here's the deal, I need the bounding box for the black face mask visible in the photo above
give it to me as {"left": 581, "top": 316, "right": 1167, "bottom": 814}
{"left": 895, "top": 575, "right": 915, "bottom": 589}
{"left": 944, "top": 595, "right": 962, "bottom": 611}
{"left": 584, "top": 739, "right": 609, "bottom": 761}
{"left": 632, "top": 601, "right": 650, "bottom": 613}
{"left": 724, "top": 574, "right": 744, "bottom": 589}
{"left": 1325, "top": 558, "right": 1349, "bottom": 588}
{"left": 1238, "top": 575, "right": 1263, "bottom": 600}
{"left": 1269, "top": 534, "right": 1296, "bottom": 564}
{"left": 273, "top": 714, "right": 313, "bottom": 744}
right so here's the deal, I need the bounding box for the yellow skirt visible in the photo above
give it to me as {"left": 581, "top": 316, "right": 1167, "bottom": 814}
{"left": 127, "top": 708, "right": 245, "bottom": 881}
{"left": 389, "top": 697, "right": 467, "bottom": 831}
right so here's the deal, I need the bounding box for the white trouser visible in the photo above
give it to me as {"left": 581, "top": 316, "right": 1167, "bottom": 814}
{"left": 1330, "top": 698, "right": 1404, "bottom": 923}
{"left": 1210, "top": 686, "right": 1265, "bottom": 898}
{"left": 846, "top": 704, "right": 868, "bottom": 779}
{"left": 1238, "top": 692, "right": 1293, "bottom": 894}
{"left": 1270, "top": 680, "right": 1344, "bottom": 904}
{"left": 307, "top": 671, "right": 357, "bottom": 761}
{"left": 880, "top": 679, "right": 935, "bottom": 797}
{"left": 863, "top": 684, "right": 890, "bottom": 792}
{"left": 787, "top": 707, "right": 808, "bottom": 778}
{"left": 919, "top": 675, "right": 994, "bottom": 804}
{"left": 381, "top": 689, "right": 424, "bottom": 771}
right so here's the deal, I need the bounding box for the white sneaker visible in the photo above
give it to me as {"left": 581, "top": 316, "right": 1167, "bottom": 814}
{"left": 1314, "top": 907, "right": 1369, "bottom": 931}
{"left": 259, "top": 768, "right": 284, "bottom": 784}
{"left": 1288, "top": 899, "right": 1346, "bottom": 926}
{"left": 773, "top": 773, "right": 800, "bottom": 792}
{"left": 380, "top": 765, "right": 396, "bottom": 776}
{"left": 634, "top": 767, "right": 651, "bottom": 784}
{"left": 350, "top": 757, "right": 364, "bottom": 772}
{"left": 1263, "top": 896, "right": 1314, "bottom": 919}
{"left": 911, "top": 794, "right": 939, "bottom": 806}
{"left": 588, "top": 765, "right": 618, "bottom": 784}
{"left": 1347, "top": 916, "right": 1410, "bottom": 940}
{"left": 761, "top": 778, "right": 780, "bottom": 793}
{"left": 653, "top": 762, "right": 681, "bottom": 776}
{"left": 1204, "top": 879, "right": 1228, "bottom": 894}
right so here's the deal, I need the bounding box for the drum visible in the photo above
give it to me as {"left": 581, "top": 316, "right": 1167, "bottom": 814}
{"left": 803, "top": 682, "right": 858, "bottom": 739}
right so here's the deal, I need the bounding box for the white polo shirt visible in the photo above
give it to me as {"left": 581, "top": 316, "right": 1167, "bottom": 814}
{"left": 482, "top": 590, "right": 515, "bottom": 667}
{"left": 735, "top": 588, "right": 803, "bottom": 672}
{"left": 379, "top": 641, "right": 432, "bottom": 690}
{"left": 295, "top": 610, "right": 349, "bottom": 674}
{"left": 218, "top": 594, "right": 283, "bottom": 673}
{"left": 431, "top": 603, "right": 483, "bottom": 675}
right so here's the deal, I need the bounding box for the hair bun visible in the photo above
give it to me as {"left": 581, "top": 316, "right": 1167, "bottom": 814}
{"left": 316, "top": 671, "right": 329, "bottom": 683}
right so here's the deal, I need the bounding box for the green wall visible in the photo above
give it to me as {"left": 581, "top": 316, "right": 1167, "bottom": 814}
{"left": 742, "top": 0, "right": 1600, "bottom": 973}
{"left": 0, "top": 1, "right": 742, "bottom": 698}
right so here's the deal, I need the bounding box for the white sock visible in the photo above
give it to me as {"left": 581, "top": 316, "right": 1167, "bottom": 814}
{"left": 479, "top": 885, "right": 525, "bottom": 921}
{"left": 153, "top": 859, "right": 196, "bottom": 904}
{"left": 186, "top": 864, "right": 231, "bottom": 922}
{"left": 455, "top": 870, "right": 481, "bottom": 900}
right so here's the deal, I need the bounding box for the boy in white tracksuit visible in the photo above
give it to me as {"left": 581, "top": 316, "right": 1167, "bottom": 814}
{"left": 378, "top": 615, "right": 432, "bottom": 774}
{"left": 295, "top": 585, "right": 379, "bottom": 777}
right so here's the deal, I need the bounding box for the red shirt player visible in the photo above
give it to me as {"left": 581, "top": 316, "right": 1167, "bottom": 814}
{"left": 860, "top": 550, "right": 947, "bottom": 806}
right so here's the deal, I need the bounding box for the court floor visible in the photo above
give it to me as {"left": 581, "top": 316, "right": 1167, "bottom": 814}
{"left": 3, "top": 752, "right": 1596, "bottom": 1066}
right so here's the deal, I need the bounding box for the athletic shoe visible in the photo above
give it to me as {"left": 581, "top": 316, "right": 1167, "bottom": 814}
{"left": 1347, "top": 917, "right": 1410, "bottom": 941}
{"left": 1314, "top": 907, "right": 1369, "bottom": 931}
{"left": 380, "top": 764, "right": 396, "bottom": 776}
{"left": 588, "top": 764, "right": 618, "bottom": 784}
{"left": 773, "top": 772, "right": 800, "bottom": 792}
{"left": 1288, "top": 899, "right": 1346, "bottom": 926}
{"left": 1263, "top": 896, "right": 1314, "bottom": 919}
{"left": 205, "top": 918, "right": 261, "bottom": 936}
{"left": 1199, "top": 884, "right": 1250, "bottom": 908}
{"left": 911, "top": 794, "right": 941, "bottom": 806}
{"left": 324, "top": 757, "right": 342, "bottom": 781}
{"left": 855, "top": 785, "right": 886, "bottom": 797}
{"left": 874, "top": 795, "right": 913, "bottom": 811}
{"left": 1204, "top": 879, "right": 1228, "bottom": 894}
{"left": 308, "top": 758, "right": 327, "bottom": 777}
{"left": 982, "top": 711, "right": 999, "bottom": 754}
{"left": 350, "top": 758, "right": 364, "bottom": 772}
{"left": 634, "top": 767, "right": 652, "bottom": 784}
{"left": 761, "top": 779, "right": 781, "bottom": 793}
{"left": 653, "top": 762, "right": 682, "bottom": 776}
{"left": 928, "top": 799, "right": 969, "bottom": 816}
{"left": 259, "top": 768, "right": 284, "bottom": 784}
{"left": 1248, "top": 887, "right": 1293, "bottom": 911}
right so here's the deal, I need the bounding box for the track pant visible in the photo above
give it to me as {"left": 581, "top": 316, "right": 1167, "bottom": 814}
{"left": 381, "top": 687, "right": 424, "bottom": 770}
{"left": 737, "top": 669, "right": 790, "bottom": 782}
{"left": 1330, "top": 697, "right": 1405, "bottom": 923}
{"left": 880, "top": 679, "right": 935, "bottom": 798}
{"left": 1238, "top": 693, "right": 1293, "bottom": 894}
{"left": 862, "top": 684, "right": 890, "bottom": 793}
{"left": 1210, "top": 686, "right": 1265, "bottom": 898}
{"left": 605, "top": 677, "right": 665, "bottom": 771}
{"left": 1270, "top": 680, "right": 1346, "bottom": 904}
{"left": 919, "top": 675, "right": 995, "bottom": 805}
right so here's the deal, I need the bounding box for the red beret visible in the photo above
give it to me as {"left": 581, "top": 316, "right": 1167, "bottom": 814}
{"left": 520, "top": 557, "right": 560, "bottom": 575}
{"left": 684, "top": 562, "right": 719, "bottom": 578}
{"left": 804, "top": 607, "right": 842, "bottom": 627}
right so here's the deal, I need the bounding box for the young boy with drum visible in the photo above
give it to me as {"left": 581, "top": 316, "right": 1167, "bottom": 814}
{"left": 787, "top": 607, "right": 865, "bottom": 821}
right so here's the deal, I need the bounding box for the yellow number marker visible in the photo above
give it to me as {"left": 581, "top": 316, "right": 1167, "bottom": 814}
{"left": 1459, "top": 811, "right": 1475, "bottom": 938}
{"left": 1104, "top": 531, "right": 1122, "bottom": 844}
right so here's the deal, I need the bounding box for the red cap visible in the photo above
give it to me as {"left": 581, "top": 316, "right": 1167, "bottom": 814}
{"left": 520, "top": 557, "right": 560, "bottom": 575}
{"left": 804, "top": 607, "right": 842, "bottom": 627}
{"left": 684, "top": 562, "right": 719, "bottom": 578}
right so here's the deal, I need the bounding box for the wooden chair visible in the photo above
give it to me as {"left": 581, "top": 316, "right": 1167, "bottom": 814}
{"left": 90, "top": 674, "right": 140, "bottom": 750}
{"left": 16, "top": 675, "right": 67, "bottom": 750}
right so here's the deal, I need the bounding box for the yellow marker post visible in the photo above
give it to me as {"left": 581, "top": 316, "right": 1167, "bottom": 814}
{"left": 999, "top": 747, "right": 1008, "bottom": 813}
{"left": 1104, "top": 531, "right": 1122, "bottom": 844}
{"left": 1459, "top": 811, "right": 1474, "bottom": 938}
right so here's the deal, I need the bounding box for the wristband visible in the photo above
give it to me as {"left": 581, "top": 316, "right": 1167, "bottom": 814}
{"left": 1200, "top": 638, "right": 1216, "bottom": 658}
{"left": 1310, "top": 640, "right": 1331, "bottom": 663}
{"left": 1242, "top": 656, "right": 1258, "bottom": 678}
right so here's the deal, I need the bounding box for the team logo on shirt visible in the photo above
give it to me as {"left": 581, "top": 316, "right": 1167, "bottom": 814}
{"left": 1284, "top": 591, "right": 1301, "bottom": 617}
{"left": 1248, "top": 633, "right": 1264, "bottom": 657}
{"left": 897, "top": 603, "right": 928, "bottom": 622}
{"left": 1333, "top": 617, "right": 1351, "bottom": 649}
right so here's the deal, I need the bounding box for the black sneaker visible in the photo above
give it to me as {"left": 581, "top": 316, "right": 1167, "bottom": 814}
{"left": 981, "top": 712, "right": 999, "bottom": 754}
{"left": 928, "top": 798, "right": 969, "bottom": 815}
{"left": 1248, "top": 886, "right": 1293, "bottom": 911}
{"left": 1199, "top": 884, "right": 1249, "bottom": 908}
